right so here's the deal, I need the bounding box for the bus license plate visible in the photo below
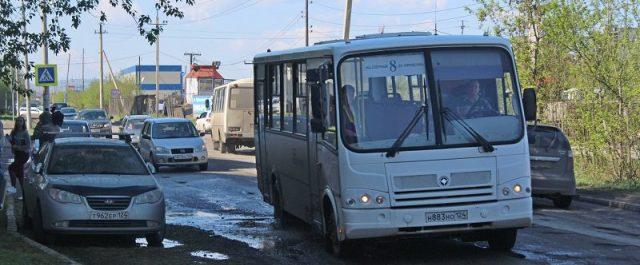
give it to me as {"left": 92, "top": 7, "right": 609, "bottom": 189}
{"left": 425, "top": 210, "right": 468, "bottom": 223}
{"left": 90, "top": 211, "right": 128, "bottom": 220}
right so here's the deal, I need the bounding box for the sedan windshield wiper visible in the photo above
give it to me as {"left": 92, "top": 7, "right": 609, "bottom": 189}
{"left": 441, "top": 108, "right": 494, "bottom": 153}
{"left": 386, "top": 104, "right": 428, "bottom": 158}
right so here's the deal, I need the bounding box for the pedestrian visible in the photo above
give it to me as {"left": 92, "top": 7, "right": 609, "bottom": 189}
{"left": 32, "top": 109, "right": 59, "bottom": 149}
{"left": 52, "top": 108, "right": 64, "bottom": 127}
{"left": 8, "top": 117, "right": 30, "bottom": 200}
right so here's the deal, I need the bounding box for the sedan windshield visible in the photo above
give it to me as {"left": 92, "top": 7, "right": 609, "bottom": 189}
{"left": 152, "top": 122, "right": 199, "bottom": 139}
{"left": 80, "top": 111, "right": 107, "bottom": 120}
{"left": 126, "top": 119, "right": 146, "bottom": 130}
{"left": 339, "top": 48, "right": 523, "bottom": 151}
{"left": 61, "top": 108, "right": 76, "bottom": 114}
{"left": 47, "top": 145, "right": 148, "bottom": 175}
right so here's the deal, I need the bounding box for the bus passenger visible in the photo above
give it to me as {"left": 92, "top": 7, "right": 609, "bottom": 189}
{"left": 455, "top": 80, "right": 496, "bottom": 118}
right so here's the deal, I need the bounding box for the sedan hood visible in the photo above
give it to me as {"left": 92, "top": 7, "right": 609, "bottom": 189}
{"left": 154, "top": 137, "right": 204, "bottom": 149}
{"left": 48, "top": 174, "right": 157, "bottom": 188}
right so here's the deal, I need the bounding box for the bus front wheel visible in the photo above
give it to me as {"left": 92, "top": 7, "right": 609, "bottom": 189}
{"left": 272, "top": 183, "right": 292, "bottom": 229}
{"left": 487, "top": 228, "right": 518, "bottom": 251}
{"left": 324, "top": 208, "right": 353, "bottom": 257}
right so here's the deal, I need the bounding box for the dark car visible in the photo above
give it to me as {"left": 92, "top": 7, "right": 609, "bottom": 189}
{"left": 527, "top": 125, "right": 576, "bottom": 208}
{"left": 60, "top": 107, "right": 78, "bottom": 120}
{"left": 52, "top": 102, "right": 69, "bottom": 110}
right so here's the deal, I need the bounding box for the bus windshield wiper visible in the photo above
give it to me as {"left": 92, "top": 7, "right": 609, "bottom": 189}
{"left": 386, "top": 104, "right": 428, "bottom": 158}
{"left": 441, "top": 108, "right": 495, "bottom": 153}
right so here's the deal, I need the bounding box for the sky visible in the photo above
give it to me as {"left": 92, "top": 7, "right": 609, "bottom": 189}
{"left": 23, "top": 0, "right": 489, "bottom": 85}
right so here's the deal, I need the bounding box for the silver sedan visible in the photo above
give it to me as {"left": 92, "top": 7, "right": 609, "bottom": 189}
{"left": 22, "top": 137, "right": 166, "bottom": 245}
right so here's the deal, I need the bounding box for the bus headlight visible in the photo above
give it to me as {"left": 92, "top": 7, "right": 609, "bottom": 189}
{"left": 343, "top": 189, "right": 389, "bottom": 208}
{"left": 498, "top": 177, "right": 531, "bottom": 200}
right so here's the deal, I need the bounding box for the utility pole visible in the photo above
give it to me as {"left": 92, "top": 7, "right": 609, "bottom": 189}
{"left": 460, "top": 20, "right": 465, "bottom": 35}
{"left": 343, "top": 0, "right": 353, "bottom": 41}
{"left": 14, "top": 68, "right": 20, "bottom": 120}
{"left": 41, "top": 0, "right": 50, "bottom": 109}
{"left": 82, "top": 48, "right": 85, "bottom": 91}
{"left": 305, "top": 0, "right": 309, "bottom": 46}
{"left": 11, "top": 69, "right": 16, "bottom": 119}
{"left": 21, "top": 0, "right": 31, "bottom": 129}
{"left": 150, "top": 9, "right": 167, "bottom": 117}
{"left": 95, "top": 23, "right": 106, "bottom": 109}
{"left": 65, "top": 53, "right": 70, "bottom": 103}
{"left": 184, "top": 52, "right": 201, "bottom": 66}
{"left": 434, "top": 1, "right": 438, "bottom": 35}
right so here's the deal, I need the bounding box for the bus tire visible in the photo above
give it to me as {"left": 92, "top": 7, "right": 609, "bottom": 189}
{"left": 272, "top": 181, "right": 292, "bottom": 229}
{"left": 324, "top": 208, "right": 352, "bottom": 257}
{"left": 488, "top": 228, "right": 518, "bottom": 251}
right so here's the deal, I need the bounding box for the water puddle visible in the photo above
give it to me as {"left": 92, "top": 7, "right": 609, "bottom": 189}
{"left": 191, "top": 250, "right": 229, "bottom": 260}
{"left": 135, "top": 238, "right": 184, "bottom": 248}
{"left": 514, "top": 243, "right": 581, "bottom": 265}
{"left": 166, "top": 201, "right": 277, "bottom": 250}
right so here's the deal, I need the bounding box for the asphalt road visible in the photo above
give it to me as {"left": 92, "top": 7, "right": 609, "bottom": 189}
{"left": 11, "top": 135, "right": 640, "bottom": 264}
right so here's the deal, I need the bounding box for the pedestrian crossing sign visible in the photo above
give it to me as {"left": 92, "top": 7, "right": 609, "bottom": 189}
{"left": 35, "top": 64, "right": 58, "bottom": 86}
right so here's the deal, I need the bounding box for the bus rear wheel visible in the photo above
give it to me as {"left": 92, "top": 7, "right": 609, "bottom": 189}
{"left": 487, "top": 228, "right": 518, "bottom": 251}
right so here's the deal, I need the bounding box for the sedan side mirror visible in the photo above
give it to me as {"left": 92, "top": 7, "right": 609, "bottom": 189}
{"left": 146, "top": 162, "right": 157, "bottom": 174}
{"left": 522, "top": 88, "right": 537, "bottom": 122}
{"left": 199, "top": 132, "right": 206, "bottom": 137}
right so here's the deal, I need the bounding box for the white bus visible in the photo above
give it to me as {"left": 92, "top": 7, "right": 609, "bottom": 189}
{"left": 253, "top": 33, "right": 537, "bottom": 256}
{"left": 210, "top": 78, "right": 255, "bottom": 153}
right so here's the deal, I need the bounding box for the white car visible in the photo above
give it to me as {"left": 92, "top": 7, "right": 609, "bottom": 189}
{"left": 138, "top": 118, "right": 208, "bottom": 171}
{"left": 195, "top": 111, "right": 212, "bottom": 134}
{"left": 19, "top": 107, "right": 43, "bottom": 118}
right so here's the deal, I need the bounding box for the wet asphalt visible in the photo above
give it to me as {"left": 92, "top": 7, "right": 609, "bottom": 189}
{"left": 8, "top": 135, "right": 640, "bottom": 264}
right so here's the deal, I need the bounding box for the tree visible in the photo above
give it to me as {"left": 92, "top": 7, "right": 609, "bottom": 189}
{"left": 0, "top": 0, "right": 194, "bottom": 92}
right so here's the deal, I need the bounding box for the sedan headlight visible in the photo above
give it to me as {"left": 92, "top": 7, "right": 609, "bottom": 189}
{"left": 155, "top": 146, "right": 171, "bottom": 154}
{"left": 48, "top": 188, "right": 82, "bottom": 204}
{"left": 134, "top": 189, "right": 163, "bottom": 204}
{"left": 195, "top": 144, "right": 207, "bottom": 152}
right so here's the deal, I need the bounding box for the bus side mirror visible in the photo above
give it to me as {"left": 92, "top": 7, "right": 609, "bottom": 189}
{"left": 310, "top": 118, "right": 326, "bottom": 133}
{"left": 205, "top": 99, "right": 210, "bottom": 110}
{"left": 522, "top": 88, "right": 537, "bottom": 122}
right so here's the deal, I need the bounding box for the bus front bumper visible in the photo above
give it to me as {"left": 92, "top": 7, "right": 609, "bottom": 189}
{"left": 341, "top": 197, "right": 532, "bottom": 240}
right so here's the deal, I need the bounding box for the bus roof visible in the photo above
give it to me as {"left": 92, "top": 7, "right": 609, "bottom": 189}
{"left": 253, "top": 33, "right": 512, "bottom": 63}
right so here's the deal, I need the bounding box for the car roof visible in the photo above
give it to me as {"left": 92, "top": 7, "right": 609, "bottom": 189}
{"left": 126, "top": 115, "right": 151, "bottom": 119}
{"left": 79, "top": 109, "right": 107, "bottom": 113}
{"left": 53, "top": 137, "right": 130, "bottom": 147}
{"left": 146, "top": 118, "right": 191, "bottom": 124}
{"left": 62, "top": 120, "right": 88, "bottom": 125}
{"left": 60, "top": 107, "right": 76, "bottom": 110}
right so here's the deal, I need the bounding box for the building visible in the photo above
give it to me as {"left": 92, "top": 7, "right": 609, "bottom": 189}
{"left": 184, "top": 64, "right": 225, "bottom": 104}
{"left": 120, "top": 65, "right": 183, "bottom": 98}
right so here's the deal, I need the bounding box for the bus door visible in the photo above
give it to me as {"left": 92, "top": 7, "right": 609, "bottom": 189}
{"left": 255, "top": 65, "right": 268, "bottom": 198}
{"left": 307, "top": 58, "right": 338, "bottom": 228}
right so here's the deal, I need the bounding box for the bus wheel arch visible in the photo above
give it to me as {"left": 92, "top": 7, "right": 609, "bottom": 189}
{"left": 322, "top": 189, "right": 352, "bottom": 257}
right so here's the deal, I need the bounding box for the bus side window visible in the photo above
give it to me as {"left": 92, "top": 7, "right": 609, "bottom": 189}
{"left": 255, "top": 64, "right": 266, "bottom": 127}
{"left": 308, "top": 59, "right": 336, "bottom": 148}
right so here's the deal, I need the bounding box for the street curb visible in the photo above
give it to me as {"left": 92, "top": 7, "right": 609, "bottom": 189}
{"left": 5, "top": 194, "right": 82, "bottom": 265}
{"left": 576, "top": 195, "right": 640, "bottom": 213}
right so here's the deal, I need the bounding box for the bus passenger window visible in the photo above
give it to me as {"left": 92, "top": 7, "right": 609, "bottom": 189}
{"left": 283, "top": 64, "right": 294, "bottom": 132}
{"left": 295, "top": 63, "right": 308, "bottom": 135}
{"left": 269, "top": 65, "right": 282, "bottom": 130}
{"left": 323, "top": 77, "right": 337, "bottom": 147}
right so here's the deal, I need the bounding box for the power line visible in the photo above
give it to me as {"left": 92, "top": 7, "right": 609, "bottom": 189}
{"left": 313, "top": 2, "right": 479, "bottom": 16}
{"left": 173, "top": 0, "right": 263, "bottom": 25}
{"left": 309, "top": 14, "right": 473, "bottom": 28}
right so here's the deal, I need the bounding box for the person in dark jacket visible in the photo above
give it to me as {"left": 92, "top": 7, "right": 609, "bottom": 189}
{"left": 32, "top": 110, "right": 60, "bottom": 149}
{"left": 51, "top": 105, "right": 64, "bottom": 126}
{"left": 8, "top": 117, "right": 31, "bottom": 199}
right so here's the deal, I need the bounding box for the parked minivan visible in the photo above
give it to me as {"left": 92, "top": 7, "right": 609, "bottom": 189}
{"left": 527, "top": 124, "right": 576, "bottom": 208}
{"left": 138, "top": 118, "right": 208, "bottom": 171}
{"left": 209, "top": 78, "right": 254, "bottom": 153}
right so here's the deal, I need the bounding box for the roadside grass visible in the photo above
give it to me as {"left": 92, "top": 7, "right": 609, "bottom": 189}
{"left": 0, "top": 203, "right": 65, "bottom": 265}
{"left": 576, "top": 169, "right": 640, "bottom": 192}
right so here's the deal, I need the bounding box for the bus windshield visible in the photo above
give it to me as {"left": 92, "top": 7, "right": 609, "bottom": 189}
{"left": 339, "top": 48, "right": 523, "bottom": 151}
{"left": 229, "top": 88, "right": 253, "bottom": 109}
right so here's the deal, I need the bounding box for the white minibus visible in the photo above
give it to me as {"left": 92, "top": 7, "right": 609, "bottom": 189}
{"left": 210, "top": 78, "right": 255, "bottom": 153}
{"left": 253, "top": 33, "right": 537, "bottom": 256}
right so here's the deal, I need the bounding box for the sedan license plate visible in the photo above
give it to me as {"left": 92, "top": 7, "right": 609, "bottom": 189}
{"left": 174, "top": 154, "right": 191, "bottom": 160}
{"left": 91, "top": 128, "right": 101, "bottom": 133}
{"left": 90, "top": 211, "right": 128, "bottom": 220}
{"left": 425, "top": 210, "right": 468, "bottom": 223}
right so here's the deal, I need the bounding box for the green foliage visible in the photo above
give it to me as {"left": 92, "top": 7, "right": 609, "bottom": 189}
{"left": 52, "top": 78, "right": 139, "bottom": 110}
{"left": 473, "top": 0, "right": 640, "bottom": 187}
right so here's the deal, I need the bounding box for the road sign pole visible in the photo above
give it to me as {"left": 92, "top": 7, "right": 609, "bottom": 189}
{"left": 41, "top": 1, "right": 50, "bottom": 109}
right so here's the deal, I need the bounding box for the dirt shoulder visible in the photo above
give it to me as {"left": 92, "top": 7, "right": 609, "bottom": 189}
{"left": 0, "top": 202, "right": 66, "bottom": 265}
{"left": 578, "top": 187, "right": 640, "bottom": 205}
